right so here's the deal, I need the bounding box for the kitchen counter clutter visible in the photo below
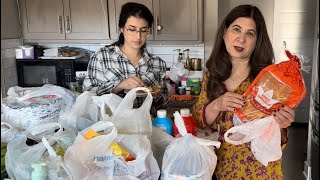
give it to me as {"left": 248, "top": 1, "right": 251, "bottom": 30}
{"left": 1, "top": 85, "right": 220, "bottom": 180}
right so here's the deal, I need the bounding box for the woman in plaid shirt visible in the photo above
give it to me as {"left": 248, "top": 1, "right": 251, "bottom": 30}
{"left": 83, "top": 2, "right": 167, "bottom": 96}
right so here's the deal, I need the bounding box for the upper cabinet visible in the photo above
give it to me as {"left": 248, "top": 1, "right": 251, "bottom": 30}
{"left": 153, "top": 0, "right": 201, "bottom": 41}
{"left": 19, "top": 0, "right": 203, "bottom": 44}
{"left": 20, "top": 0, "right": 110, "bottom": 40}
{"left": 108, "top": 0, "right": 203, "bottom": 44}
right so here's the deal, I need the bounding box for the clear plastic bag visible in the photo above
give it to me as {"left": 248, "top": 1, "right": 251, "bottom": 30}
{"left": 161, "top": 112, "right": 221, "bottom": 180}
{"left": 5, "top": 123, "right": 76, "bottom": 180}
{"left": 1, "top": 122, "right": 20, "bottom": 143}
{"left": 107, "top": 87, "right": 153, "bottom": 138}
{"left": 2, "top": 84, "right": 76, "bottom": 131}
{"left": 224, "top": 116, "right": 281, "bottom": 166}
{"left": 59, "top": 91, "right": 100, "bottom": 132}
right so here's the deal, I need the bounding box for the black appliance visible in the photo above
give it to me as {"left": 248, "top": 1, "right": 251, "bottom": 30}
{"left": 16, "top": 57, "right": 89, "bottom": 88}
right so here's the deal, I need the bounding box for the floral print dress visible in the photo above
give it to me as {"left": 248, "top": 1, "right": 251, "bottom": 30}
{"left": 193, "top": 72, "right": 288, "bottom": 180}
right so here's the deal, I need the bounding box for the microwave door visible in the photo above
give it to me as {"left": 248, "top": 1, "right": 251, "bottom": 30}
{"left": 23, "top": 65, "right": 57, "bottom": 86}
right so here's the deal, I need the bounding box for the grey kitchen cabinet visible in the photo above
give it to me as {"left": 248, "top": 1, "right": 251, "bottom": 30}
{"left": 19, "top": 0, "right": 110, "bottom": 40}
{"left": 108, "top": 0, "right": 203, "bottom": 44}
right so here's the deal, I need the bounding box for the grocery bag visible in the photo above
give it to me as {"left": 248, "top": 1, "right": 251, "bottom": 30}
{"left": 64, "top": 121, "right": 117, "bottom": 180}
{"left": 64, "top": 121, "right": 160, "bottom": 180}
{"left": 161, "top": 112, "right": 221, "bottom": 180}
{"left": 224, "top": 116, "right": 281, "bottom": 166}
{"left": 102, "top": 87, "right": 153, "bottom": 138}
{"left": 5, "top": 123, "right": 76, "bottom": 180}
{"left": 59, "top": 91, "right": 100, "bottom": 132}
{"left": 2, "top": 84, "right": 76, "bottom": 131}
{"left": 1, "top": 122, "right": 19, "bottom": 143}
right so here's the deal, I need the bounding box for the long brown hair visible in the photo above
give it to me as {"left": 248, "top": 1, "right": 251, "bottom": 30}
{"left": 206, "top": 5, "right": 274, "bottom": 101}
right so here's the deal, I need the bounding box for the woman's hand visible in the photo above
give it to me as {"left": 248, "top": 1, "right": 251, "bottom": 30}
{"left": 205, "top": 92, "right": 245, "bottom": 125}
{"left": 273, "top": 105, "right": 295, "bottom": 128}
{"left": 112, "top": 77, "right": 145, "bottom": 94}
{"left": 118, "top": 77, "right": 145, "bottom": 90}
{"left": 207, "top": 92, "right": 246, "bottom": 112}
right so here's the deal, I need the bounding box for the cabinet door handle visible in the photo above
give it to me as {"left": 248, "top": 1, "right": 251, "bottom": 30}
{"left": 58, "top": 16, "right": 63, "bottom": 34}
{"left": 156, "top": 16, "right": 162, "bottom": 32}
{"left": 66, "top": 16, "right": 71, "bottom": 33}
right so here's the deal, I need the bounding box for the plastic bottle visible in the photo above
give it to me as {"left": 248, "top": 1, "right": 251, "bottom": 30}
{"left": 181, "top": 76, "right": 187, "bottom": 87}
{"left": 173, "top": 108, "right": 196, "bottom": 137}
{"left": 152, "top": 109, "right": 173, "bottom": 135}
{"left": 31, "top": 162, "right": 47, "bottom": 180}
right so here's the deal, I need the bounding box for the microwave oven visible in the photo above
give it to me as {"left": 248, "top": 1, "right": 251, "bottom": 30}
{"left": 16, "top": 57, "right": 89, "bottom": 88}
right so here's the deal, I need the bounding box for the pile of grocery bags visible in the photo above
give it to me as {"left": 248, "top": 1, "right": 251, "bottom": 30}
{"left": 1, "top": 85, "right": 221, "bottom": 180}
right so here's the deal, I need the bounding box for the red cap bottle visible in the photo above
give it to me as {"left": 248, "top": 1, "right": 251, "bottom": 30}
{"left": 173, "top": 108, "right": 196, "bottom": 137}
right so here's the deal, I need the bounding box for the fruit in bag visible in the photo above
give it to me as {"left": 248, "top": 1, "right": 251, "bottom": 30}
{"left": 84, "top": 129, "right": 135, "bottom": 161}
{"left": 234, "top": 50, "right": 307, "bottom": 123}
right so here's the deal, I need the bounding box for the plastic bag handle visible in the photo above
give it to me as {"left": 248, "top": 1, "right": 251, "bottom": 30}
{"left": 42, "top": 136, "right": 73, "bottom": 179}
{"left": 27, "top": 122, "right": 62, "bottom": 137}
{"left": 80, "top": 121, "right": 117, "bottom": 141}
{"left": 115, "top": 87, "right": 153, "bottom": 111}
{"left": 195, "top": 137, "right": 221, "bottom": 148}
{"left": 173, "top": 111, "right": 188, "bottom": 136}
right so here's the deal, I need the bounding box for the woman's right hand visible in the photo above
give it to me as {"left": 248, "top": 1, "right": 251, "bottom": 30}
{"left": 205, "top": 92, "right": 246, "bottom": 125}
{"left": 207, "top": 92, "right": 246, "bottom": 112}
{"left": 118, "top": 77, "right": 145, "bottom": 90}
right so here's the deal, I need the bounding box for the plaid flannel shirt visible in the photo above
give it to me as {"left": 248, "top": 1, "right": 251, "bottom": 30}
{"left": 83, "top": 45, "right": 167, "bottom": 95}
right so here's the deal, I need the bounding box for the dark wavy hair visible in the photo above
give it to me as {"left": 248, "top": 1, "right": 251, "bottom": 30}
{"left": 206, "top": 4, "right": 274, "bottom": 102}
{"left": 111, "top": 2, "right": 153, "bottom": 49}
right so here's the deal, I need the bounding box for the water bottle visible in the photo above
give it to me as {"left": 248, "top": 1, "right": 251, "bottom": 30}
{"left": 173, "top": 108, "right": 196, "bottom": 137}
{"left": 152, "top": 109, "right": 173, "bottom": 135}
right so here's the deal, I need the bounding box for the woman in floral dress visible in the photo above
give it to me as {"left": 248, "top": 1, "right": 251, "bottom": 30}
{"left": 193, "top": 5, "right": 295, "bottom": 180}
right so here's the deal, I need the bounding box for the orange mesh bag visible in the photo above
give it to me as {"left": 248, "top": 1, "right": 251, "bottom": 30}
{"left": 234, "top": 50, "right": 307, "bottom": 124}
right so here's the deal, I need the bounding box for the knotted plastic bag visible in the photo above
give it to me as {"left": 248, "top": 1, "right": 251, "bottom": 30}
{"left": 234, "top": 50, "right": 307, "bottom": 124}
{"left": 224, "top": 116, "right": 281, "bottom": 166}
{"left": 161, "top": 111, "right": 221, "bottom": 180}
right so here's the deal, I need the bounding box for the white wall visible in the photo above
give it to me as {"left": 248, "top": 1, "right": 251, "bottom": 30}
{"left": 273, "top": 0, "right": 317, "bottom": 123}
{"left": 38, "top": 43, "right": 205, "bottom": 70}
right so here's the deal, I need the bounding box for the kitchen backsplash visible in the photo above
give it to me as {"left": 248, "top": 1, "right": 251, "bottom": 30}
{"left": 38, "top": 43, "right": 205, "bottom": 69}
{"left": 0, "top": 41, "right": 205, "bottom": 99}
{"left": 1, "top": 38, "right": 22, "bottom": 99}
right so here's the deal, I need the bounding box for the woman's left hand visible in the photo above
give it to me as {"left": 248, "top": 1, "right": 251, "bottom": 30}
{"left": 273, "top": 105, "right": 295, "bottom": 128}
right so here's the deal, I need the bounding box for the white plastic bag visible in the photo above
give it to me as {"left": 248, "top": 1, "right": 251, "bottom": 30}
{"left": 64, "top": 121, "right": 118, "bottom": 180}
{"left": 1, "top": 122, "right": 20, "bottom": 143}
{"left": 114, "top": 134, "right": 160, "bottom": 179}
{"left": 161, "top": 112, "right": 221, "bottom": 180}
{"left": 151, "top": 126, "right": 174, "bottom": 168}
{"left": 59, "top": 91, "right": 100, "bottom": 132}
{"left": 2, "top": 84, "right": 76, "bottom": 131}
{"left": 109, "top": 87, "right": 153, "bottom": 137}
{"left": 5, "top": 123, "right": 76, "bottom": 180}
{"left": 224, "top": 116, "right": 282, "bottom": 166}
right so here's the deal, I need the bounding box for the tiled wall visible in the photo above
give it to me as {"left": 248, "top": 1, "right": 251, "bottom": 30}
{"left": 39, "top": 43, "right": 205, "bottom": 69}
{"left": 1, "top": 39, "right": 21, "bottom": 98}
